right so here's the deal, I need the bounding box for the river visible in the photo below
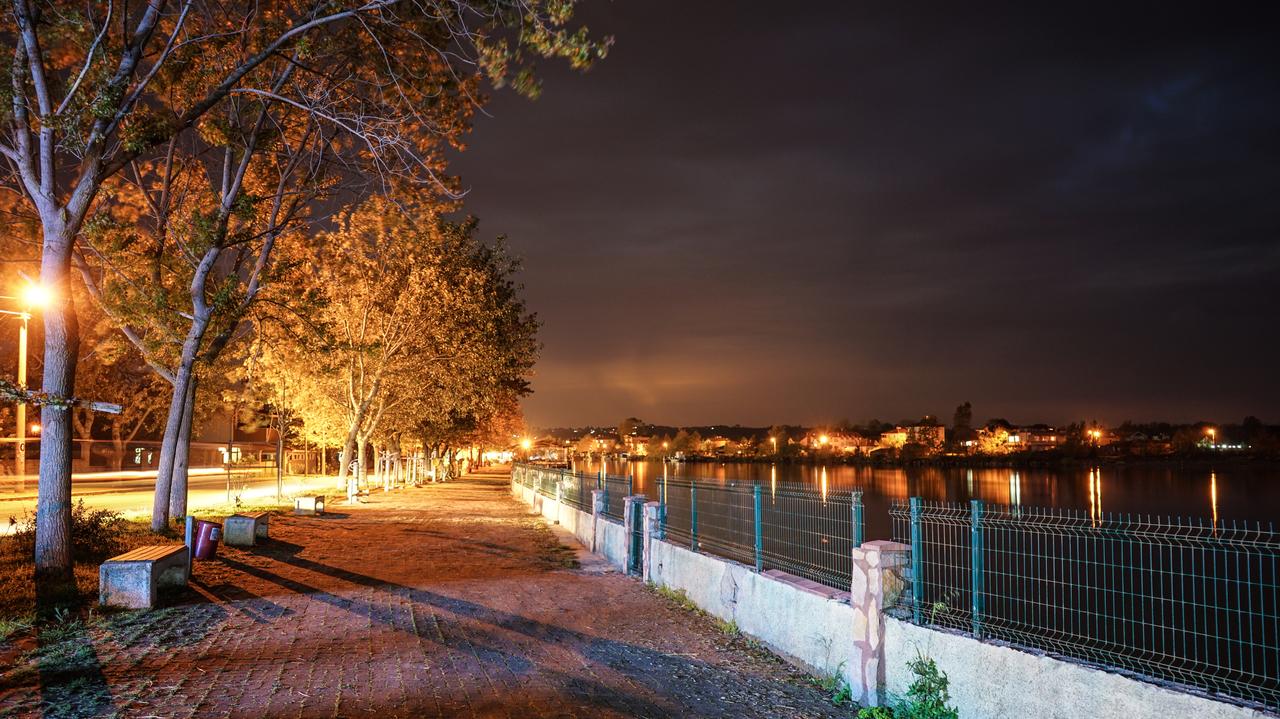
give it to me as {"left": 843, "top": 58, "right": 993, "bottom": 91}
{"left": 571, "top": 458, "right": 1277, "bottom": 541}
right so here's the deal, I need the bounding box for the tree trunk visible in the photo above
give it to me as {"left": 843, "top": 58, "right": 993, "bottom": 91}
{"left": 111, "top": 431, "right": 125, "bottom": 472}
{"left": 152, "top": 356, "right": 196, "bottom": 532}
{"left": 168, "top": 375, "right": 198, "bottom": 521}
{"left": 34, "top": 237, "right": 80, "bottom": 587}
{"left": 357, "top": 438, "right": 367, "bottom": 489}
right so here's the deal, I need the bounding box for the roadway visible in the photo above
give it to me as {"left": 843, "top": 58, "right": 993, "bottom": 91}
{"left": 0, "top": 467, "right": 340, "bottom": 530}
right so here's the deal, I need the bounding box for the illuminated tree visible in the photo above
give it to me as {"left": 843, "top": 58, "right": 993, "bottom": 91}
{"left": 3, "top": 1, "right": 608, "bottom": 563}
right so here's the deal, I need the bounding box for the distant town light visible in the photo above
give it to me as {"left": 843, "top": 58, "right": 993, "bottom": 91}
{"left": 520, "top": 438, "right": 532, "bottom": 450}
{"left": 30, "top": 423, "right": 41, "bottom": 435}
{"left": 819, "top": 434, "right": 830, "bottom": 445}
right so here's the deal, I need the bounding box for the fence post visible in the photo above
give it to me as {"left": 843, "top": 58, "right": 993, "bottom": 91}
{"left": 970, "top": 499, "right": 984, "bottom": 638}
{"left": 627, "top": 472, "right": 633, "bottom": 497}
{"left": 852, "top": 490, "right": 864, "bottom": 547}
{"left": 753, "top": 484, "right": 764, "bottom": 572}
{"left": 690, "top": 482, "right": 699, "bottom": 551}
{"left": 909, "top": 496, "right": 923, "bottom": 624}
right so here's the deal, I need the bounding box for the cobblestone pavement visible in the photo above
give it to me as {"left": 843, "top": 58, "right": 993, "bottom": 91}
{"left": 0, "top": 468, "right": 847, "bottom": 718}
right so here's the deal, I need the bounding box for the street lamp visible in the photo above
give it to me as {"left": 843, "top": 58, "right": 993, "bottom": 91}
{"left": 1206, "top": 427, "right": 1216, "bottom": 449}
{"left": 2, "top": 282, "right": 52, "bottom": 478}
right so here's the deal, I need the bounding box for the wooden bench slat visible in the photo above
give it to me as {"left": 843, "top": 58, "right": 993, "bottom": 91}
{"left": 109, "top": 544, "right": 186, "bottom": 563}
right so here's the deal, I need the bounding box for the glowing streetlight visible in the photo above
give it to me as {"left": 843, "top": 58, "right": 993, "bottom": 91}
{"left": 1206, "top": 427, "right": 1216, "bottom": 448}
{"left": 30, "top": 423, "right": 40, "bottom": 435}
{"left": 21, "top": 283, "right": 52, "bottom": 308}
{"left": 819, "top": 434, "right": 830, "bottom": 446}
{"left": 770, "top": 436, "right": 777, "bottom": 453}
{"left": 520, "top": 437, "right": 533, "bottom": 451}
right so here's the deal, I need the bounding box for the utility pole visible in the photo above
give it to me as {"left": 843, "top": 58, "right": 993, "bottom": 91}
{"left": 16, "top": 311, "right": 27, "bottom": 479}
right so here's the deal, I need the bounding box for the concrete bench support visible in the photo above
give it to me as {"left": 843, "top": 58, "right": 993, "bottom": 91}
{"left": 100, "top": 545, "right": 189, "bottom": 609}
{"left": 224, "top": 511, "right": 270, "bottom": 546}
{"left": 294, "top": 495, "right": 325, "bottom": 515}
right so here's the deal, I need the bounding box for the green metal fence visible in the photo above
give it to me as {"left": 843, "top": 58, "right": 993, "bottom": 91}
{"left": 659, "top": 477, "right": 864, "bottom": 591}
{"left": 601, "top": 472, "right": 631, "bottom": 521}
{"left": 890, "top": 498, "right": 1280, "bottom": 711}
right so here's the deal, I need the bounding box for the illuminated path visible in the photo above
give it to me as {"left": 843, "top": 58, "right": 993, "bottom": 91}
{"left": 0, "top": 467, "right": 843, "bottom": 718}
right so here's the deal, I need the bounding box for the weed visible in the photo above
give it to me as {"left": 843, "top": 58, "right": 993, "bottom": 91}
{"left": 715, "top": 618, "right": 740, "bottom": 636}
{"left": 899, "top": 652, "right": 958, "bottom": 719}
{"left": 811, "top": 662, "right": 852, "bottom": 706}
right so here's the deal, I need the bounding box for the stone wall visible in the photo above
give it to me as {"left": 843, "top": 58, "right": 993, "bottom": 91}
{"left": 510, "top": 468, "right": 1270, "bottom": 718}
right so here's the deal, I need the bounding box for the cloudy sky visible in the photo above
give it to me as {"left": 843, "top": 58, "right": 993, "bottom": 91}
{"left": 449, "top": 1, "right": 1280, "bottom": 428}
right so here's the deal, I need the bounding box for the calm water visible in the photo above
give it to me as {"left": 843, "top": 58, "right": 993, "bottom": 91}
{"left": 572, "top": 458, "right": 1278, "bottom": 541}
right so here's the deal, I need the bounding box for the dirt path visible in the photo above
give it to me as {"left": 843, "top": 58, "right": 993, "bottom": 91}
{"left": 0, "top": 467, "right": 847, "bottom": 718}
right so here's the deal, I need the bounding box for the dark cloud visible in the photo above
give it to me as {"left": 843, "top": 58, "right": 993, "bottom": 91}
{"left": 449, "top": 1, "right": 1280, "bottom": 427}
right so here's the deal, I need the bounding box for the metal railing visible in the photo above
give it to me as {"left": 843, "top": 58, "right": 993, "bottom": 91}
{"left": 512, "top": 464, "right": 864, "bottom": 591}
{"left": 890, "top": 498, "right": 1280, "bottom": 710}
{"left": 601, "top": 472, "right": 631, "bottom": 521}
{"left": 659, "top": 477, "right": 864, "bottom": 591}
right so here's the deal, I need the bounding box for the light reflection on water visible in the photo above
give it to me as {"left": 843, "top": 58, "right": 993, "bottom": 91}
{"left": 574, "top": 459, "right": 1276, "bottom": 541}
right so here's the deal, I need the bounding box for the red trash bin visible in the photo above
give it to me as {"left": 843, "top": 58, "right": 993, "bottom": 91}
{"left": 192, "top": 519, "right": 222, "bottom": 560}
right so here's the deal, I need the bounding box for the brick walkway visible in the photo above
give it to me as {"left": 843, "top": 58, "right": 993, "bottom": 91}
{"left": 0, "top": 468, "right": 846, "bottom": 718}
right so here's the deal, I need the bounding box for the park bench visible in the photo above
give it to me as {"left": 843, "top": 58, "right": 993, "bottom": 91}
{"left": 294, "top": 495, "right": 325, "bottom": 515}
{"left": 99, "top": 544, "right": 189, "bottom": 609}
{"left": 223, "top": 511, "right": 270, "bottom": 546}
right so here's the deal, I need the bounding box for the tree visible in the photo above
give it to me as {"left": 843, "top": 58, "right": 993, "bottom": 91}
{"left": 4, "top": 0, "right": 608, "bottom": 574}
{"left": 617, "top": 417, "right": 643, "bottom": 442}
{"left": 953, "top": 402, "right": 972, "bottom": 431}
{"left": 274, "top": 197, "right": 538, "bottom": 489}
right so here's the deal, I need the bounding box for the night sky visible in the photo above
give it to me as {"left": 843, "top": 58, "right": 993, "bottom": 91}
{"left": 450, "top": 2, "right": 1280, "bottom": 429}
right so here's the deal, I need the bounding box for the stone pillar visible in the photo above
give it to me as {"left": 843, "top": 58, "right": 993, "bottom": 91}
{"left": 642, "top": 501, "right": 664, "bottom": 582}
{"left": 851, "top": 540, "right": 911, "bottom": 707}
{"left": 591, "top": 489, "right": 605, "bottom": 553}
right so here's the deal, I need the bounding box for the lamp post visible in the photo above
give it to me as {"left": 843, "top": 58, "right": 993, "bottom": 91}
{"left": 3, "top": 283, "right": 50, "bottom": 478}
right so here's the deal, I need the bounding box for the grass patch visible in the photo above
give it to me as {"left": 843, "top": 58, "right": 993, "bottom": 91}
{"left": 649, "top": 583, "right": 703, "bottom": 614}
{"left": 715, "top": 618, "right": 740, "bottom": 636}
{"left": 529, "top": 520, "right": 581, "bottom": 569}
{"left": 1, "top": 502, "right": 177, "bottom": 622}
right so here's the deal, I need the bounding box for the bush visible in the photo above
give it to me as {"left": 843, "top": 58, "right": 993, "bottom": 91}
{"left": 6, "top": 500, "right": 126, "bottom": 563}
{"left": 857, "top": 708, "right": 896, "bottom": 719}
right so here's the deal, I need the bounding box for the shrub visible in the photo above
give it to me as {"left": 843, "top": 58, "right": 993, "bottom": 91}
{"left": 858, "top": 707, "right": 896, "bottom": 719}
{"left": 6, "top": 500, "right": 126, "bottom": 563}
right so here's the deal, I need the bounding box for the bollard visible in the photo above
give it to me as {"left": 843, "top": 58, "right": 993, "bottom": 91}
{"left": 184, "top": 515, "right": 195, "bottom": 580}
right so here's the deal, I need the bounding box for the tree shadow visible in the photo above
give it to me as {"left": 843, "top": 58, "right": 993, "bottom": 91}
{"left": 212, "top": 554, "right": 765, "bottom": 716}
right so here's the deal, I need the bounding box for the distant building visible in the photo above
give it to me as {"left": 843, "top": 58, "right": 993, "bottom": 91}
{"left": 623, "top": 435, "right": 651, "bottom": 456}
{"left": 880, "top": 424, "right": 944, "bottom": 452}
{"left": 1009, "top": 425, "right": 1066, "bottom": 452}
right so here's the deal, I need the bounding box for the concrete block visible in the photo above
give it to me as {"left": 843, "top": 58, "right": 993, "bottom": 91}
{"left": 99, "top": 545, "right": 189, "bottom": 610}
{"left": 294, "top": 495, "right": 325, "bottom": 515}
{"left": 224, "top": 512, "right": 269, "bottom": 546}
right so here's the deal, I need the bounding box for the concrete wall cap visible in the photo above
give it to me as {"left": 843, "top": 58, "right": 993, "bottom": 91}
{"left": 860, "top": 540, "right": 910, "bottom": 552}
